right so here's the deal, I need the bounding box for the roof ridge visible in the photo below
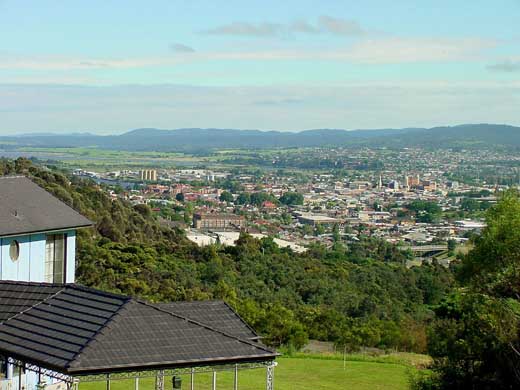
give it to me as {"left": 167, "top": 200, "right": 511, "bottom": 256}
{"left": 222, "top": 301, "right": 261, "bottom": 339}
{"left": 65, "top": 294, "right": 131, "bottom": 369}
{"left": 0, "top": 286, "right": 66, "bottom": 325}
{"left": 0, "top": 175, "right": 27, "bottom": 179}
{"left": 70, "top": 283, "right": 132, "bottom": 300}
{"left": 0, "top": 281, "right": 130, "bottom": 300}
{"left": 138, "top": 300, "right": 276, "bottom": 354}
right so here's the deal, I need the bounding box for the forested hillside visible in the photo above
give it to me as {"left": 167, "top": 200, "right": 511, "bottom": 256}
{"left": 1, "top": 158, "right": 454, "bottom": 352}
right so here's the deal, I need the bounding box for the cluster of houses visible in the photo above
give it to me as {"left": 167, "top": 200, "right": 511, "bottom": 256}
{"left": 72, "top": 161, "right": 496, "bottom": 264}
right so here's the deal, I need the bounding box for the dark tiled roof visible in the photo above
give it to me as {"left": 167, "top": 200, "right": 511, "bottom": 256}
{"left": 0, "top": 282, "right": 63, "bottom": 322}
{"left": 0, "top": 281, "right": 128, "bottom": 371}
{"left": 155, "top": 301, "right": 260, "bottom": 341}
{"left": 0, "top": 281, "right": 276, "bottom": 375}
{"left": 0, "top": 176, "right": 92, "bottom": 237}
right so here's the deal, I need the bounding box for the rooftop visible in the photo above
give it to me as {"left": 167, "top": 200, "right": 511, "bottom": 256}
{"left": 0, "top": 176, "right": 93, "bottom": 237}
{"left": 0, "top": 281, "right": 277, "bottom": 375}
{"left": 194, "top": 213, "right": 245, "bottom": 220}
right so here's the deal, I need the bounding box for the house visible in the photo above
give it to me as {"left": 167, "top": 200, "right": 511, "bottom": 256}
{"left": 0, "top": 176, "right": 93, "bottom": 284}
{"left": 262, "top": 201, "right": 277, "bottom": 210}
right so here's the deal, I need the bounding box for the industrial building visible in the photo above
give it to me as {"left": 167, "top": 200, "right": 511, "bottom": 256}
{"left": 139, "top": 169, "right": 157, "bottom": 181}
{"left": 193, "top": 213, "right": 246, "bottom": 230}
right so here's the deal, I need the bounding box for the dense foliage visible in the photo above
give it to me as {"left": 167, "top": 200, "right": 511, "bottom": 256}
{"left": 407, "top": 200, "right": 442, "bottom": 223}
{"left": 415, "top": 190, "right": 520, "bottom": 389}
{"left": 1, "top": 158, "right": 454, "bottom": 353}
{"left": 279, "top": 192, "right": 304, "bottom": 206}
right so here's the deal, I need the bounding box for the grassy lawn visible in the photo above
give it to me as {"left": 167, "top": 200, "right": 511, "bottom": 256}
{"left": 79, "top": 355, "right": 419, "bottom": 390}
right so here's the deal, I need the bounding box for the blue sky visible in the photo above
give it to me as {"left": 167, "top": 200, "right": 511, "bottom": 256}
{"left": 0, "top": 0, "right": 519, "bottom": 134}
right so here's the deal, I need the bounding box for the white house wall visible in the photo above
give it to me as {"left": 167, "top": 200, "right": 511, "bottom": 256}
{"left": 0, "top": 230, "right": 76, "bottom": 283}
{"left": 65, "top": 231, "right": 76, "bottom": 283}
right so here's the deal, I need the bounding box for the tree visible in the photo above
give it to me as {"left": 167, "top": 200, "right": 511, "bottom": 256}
{"left": 279, "top": 192, "right": 304, "bottom": 206}
{"left": 236, "top": 192, "right": 251, "bottom": 205}
{"left": 183, "top": 202, "right": 194, "bottom": 224}
{"left": 219, "top": 191, "right": 234, "bottom": 203}
{"left": 250, "top": 192, "right": 277, "bottom": 206}
{"left": 447, "top": 239, "right": 456, "bottom": 255}
{"left": 460, "top": 197, "right": 480, "bottom": 212}
{"left": 407, "top": 200, "right": 442, "bottom": 223}
{"left": 417, "top": 190, "right": 520, "bottom": 389}
{"left": 134, "top": 203, "right": 152, "bottom": 218}
{"left": 175, "top": 192, "right": 185, "bottom": 202}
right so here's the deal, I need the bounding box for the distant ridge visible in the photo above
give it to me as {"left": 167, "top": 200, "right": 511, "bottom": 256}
{"left": 0, "top": 124, "right": 518, "bottom": 151}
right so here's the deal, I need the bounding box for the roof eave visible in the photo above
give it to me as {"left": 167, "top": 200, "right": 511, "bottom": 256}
{"left": 67, "top": 354, "right": 280, "bottom": 376}
{"left": 0, "top": 346, "right": 68, "bottom": 376}
{"left": 0, "top": 223, "right": 93, "bottom": 238}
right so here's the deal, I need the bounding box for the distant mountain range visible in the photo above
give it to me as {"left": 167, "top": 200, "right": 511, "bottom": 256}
{"left": 1, "top": 124, "right": 519, "bottom": 151}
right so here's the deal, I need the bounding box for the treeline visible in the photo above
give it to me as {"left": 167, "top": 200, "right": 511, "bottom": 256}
{"left": 1, "top": 158, "right": 454, "bottom": 353}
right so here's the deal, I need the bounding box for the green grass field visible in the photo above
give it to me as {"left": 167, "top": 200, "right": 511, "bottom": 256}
{"left": 79, "top": 354, "right": 423, "bottom": 390}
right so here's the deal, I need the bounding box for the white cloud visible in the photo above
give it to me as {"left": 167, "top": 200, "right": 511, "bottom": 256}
{"left": 487, "top": 59, "right": 520, "bottom": 72}
{"left": 0, "top": 82, "right": 518, "bottom": 133}
{"left": 289, "top": 20, "right": 320, "bottom": 34}
{"left": 207, "top": 37, "right": 496, "bottom": 63}
{"left": 317, "top": 16, "right": 365, "bottom": 36}
{"left": 344, "top": 37, "right": 497, "bottom": 63}
{"left": 0, "top": 56, "right": 162, "bottom": 70}
{"left": 0, "top": 36, "right": 496, "bottom": 74}
{"left": 203, "top": 16, "right": 366, "bottom": 37}
{"left": 169, "top": 43, "right": 195, "bottom": 53}
{"left": 203, "top": 22, "right": 283, "bottom": 37}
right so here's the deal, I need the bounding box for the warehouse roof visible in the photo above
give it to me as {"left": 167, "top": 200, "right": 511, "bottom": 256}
{"left": 0, "top": 176, "right": 93, "bottom": 237}
{"left": 0, "top": 281, "right": 277, "bottom": 375}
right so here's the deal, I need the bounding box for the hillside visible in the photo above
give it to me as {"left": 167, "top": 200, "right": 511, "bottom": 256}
{"left": 1, "top": 158, "right": 455, "bottom": 353}
{"left": 1, "top": 124, "right": 519, "bottom": 151}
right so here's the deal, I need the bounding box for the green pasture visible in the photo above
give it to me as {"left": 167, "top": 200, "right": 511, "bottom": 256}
{"left": 79, "top": 354, "right": 427, "bottom": 390}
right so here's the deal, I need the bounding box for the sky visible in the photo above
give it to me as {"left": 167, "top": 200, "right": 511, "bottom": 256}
{"left": 0, "top": 0, "right": 519, "bottom": 134}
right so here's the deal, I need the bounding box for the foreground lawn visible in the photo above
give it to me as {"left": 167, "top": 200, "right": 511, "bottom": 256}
{"left": 79, "top": 355, "right": 417, "bottom": 390}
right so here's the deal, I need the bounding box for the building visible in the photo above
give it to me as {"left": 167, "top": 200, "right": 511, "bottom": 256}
{"left": 454, "top": 220, "right": 486, "bottom": 230}
{"left": 262, "top": 201, "right": 277, "bottom": 209}
{"left": 388, "top": 180, "right": 400, "bottom": 190}
{"left": 193, "top": 213, "right": 246, "bottom": 230}
{"left": 297, "top": 214, "right": 341, "bottom": 227}
{"left": 0, "top": 176, "right": 93, "bottom": 283}
{"left": 406, "top": 175, "right": 421, "bottom": 188}
{"left": 139, "top": 169, "right": 157, "bottom": 181}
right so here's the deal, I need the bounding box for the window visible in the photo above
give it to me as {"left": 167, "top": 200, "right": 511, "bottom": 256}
{"left": 9, "top": 240, "right": 20, "bottom": 261}
{"left": 45, "top": 234, "right": 67, "bottom": 283}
